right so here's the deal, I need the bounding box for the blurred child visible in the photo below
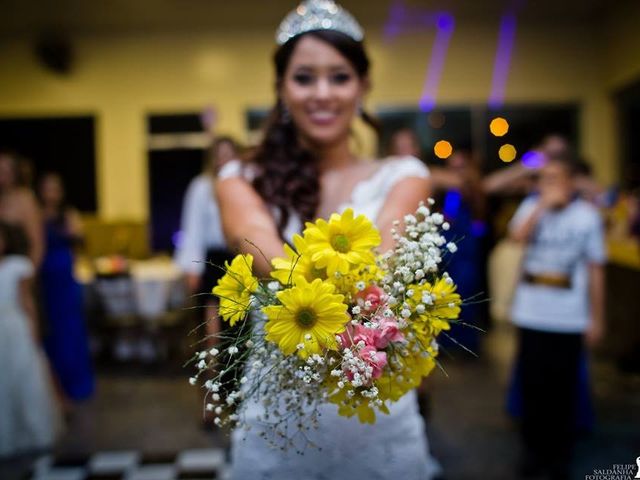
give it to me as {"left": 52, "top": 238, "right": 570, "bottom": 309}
{"left": 0, "top": 222, "right": 60, "bottom": 457}
{"left": 509, "top": 155, "right": 605, "bottom": 479}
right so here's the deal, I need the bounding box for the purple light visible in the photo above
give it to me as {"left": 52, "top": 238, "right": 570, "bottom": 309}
{"left": 383, "top": 2, "right": 455, "bottom": 111}
{"left": 383, "top": 2, "right": 407, "bottom": 40}
{"left": 521, "top": 150, "right": 545, "bottom": 169}
{"left": 419, "top": 98, "right": 436, "bottom": 113}
{"left": 419, "top": 13, "right": 455, "bottom": 112}
{"left": 436, "top": 13, "right": 455, "bottom": 31}
{"left": 488, "top": 12, "right": 517, "bottom": 109}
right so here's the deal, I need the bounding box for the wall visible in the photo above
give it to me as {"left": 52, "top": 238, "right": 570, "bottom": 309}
{"left": 0, "top": 10, "right": 636, "bottom": 220}
{"left": 604, "top": 1, "right": 640, "bottom": 90}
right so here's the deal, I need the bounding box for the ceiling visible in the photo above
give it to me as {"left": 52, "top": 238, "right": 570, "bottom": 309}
{"left": 0, "top": 0, "right": 613, "bottom": 38}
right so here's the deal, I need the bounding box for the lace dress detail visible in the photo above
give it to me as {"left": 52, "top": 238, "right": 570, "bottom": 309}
{"left": 219, "top": 156, "right": 440, "bottom": 480}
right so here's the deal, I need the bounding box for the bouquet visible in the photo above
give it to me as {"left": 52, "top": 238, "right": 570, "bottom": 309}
{"left": 190, "top": 200, "right": 463, "bottom": 446}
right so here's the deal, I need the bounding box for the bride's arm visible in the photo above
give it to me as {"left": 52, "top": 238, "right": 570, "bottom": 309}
{"left": 215, "top": 176, "right": 285, "bottom": 276}
{"left": 375, "top": 177, "right": 432, "bottom": 252}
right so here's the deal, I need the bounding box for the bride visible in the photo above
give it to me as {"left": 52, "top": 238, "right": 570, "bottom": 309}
{"left": 216, "top": 1, "right": 441, "bottom": 478}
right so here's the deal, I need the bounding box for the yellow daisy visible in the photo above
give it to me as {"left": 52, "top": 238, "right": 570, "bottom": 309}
{"left": 326, "top": 374, "right": 391, "bottom": 424}
{"left": 270, "top": 234, "right": 327, "bottom": 285}
{"left": 302, "top": 208, "right": 381, "bottom": 276}
{"left": 427, "top": 276, "right": 461, "bottom": 327}
{"left": 212, "top": 254, "right": 258, "bottom": 326}
{"left": 407, "top": 278, "right": 461, "bottom": 335}
{"left": 262, "top": 278, "right": 348, "bottom": 358}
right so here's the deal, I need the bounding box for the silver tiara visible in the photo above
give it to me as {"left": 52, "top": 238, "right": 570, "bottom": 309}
{"left": 276, "top": 0, "right": 364, "bottom": 46}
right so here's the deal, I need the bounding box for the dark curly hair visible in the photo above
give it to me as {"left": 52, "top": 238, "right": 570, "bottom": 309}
{"left": 251, "top": 30, "right": 379, "bottom": 238}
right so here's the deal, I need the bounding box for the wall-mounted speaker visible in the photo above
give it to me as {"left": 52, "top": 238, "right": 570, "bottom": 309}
{"left": 34, "top": 35, "right": 73, "bottom": 75}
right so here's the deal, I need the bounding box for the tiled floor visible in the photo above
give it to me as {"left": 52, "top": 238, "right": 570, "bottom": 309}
{"left": 27, "top": 448, "right": 227, "bottom": 480}
{"left": 1, "top": 323, "right": 639, "bottom": 480}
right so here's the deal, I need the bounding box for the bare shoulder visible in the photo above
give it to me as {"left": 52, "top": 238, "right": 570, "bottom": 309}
{"left": 215, "top": 162, "right": 268, "bottom": 214}
{"left": 5, "top": 188, "right": 38, "bottom": 213}
{"left": 381, "top": 155, "right": 429, "bottom": 175}
{"left": 217, "top": 159, "right": 259, "bottom": 183}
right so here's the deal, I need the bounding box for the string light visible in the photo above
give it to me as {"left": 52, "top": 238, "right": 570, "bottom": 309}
{"left": 499, "top": 144, "right": 517, "bottom": 162}
{"left": 434, "top": 140, "right": 453, "bottom": 159}
{"left": 490, "top": 117, "right": 509, "bottom": 137}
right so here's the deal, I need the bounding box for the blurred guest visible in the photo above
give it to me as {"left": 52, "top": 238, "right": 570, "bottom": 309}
{"left": 0, "top": 221, "right": 60, "bottom": 457}
{"left": 431, "top": 145, "right": 538, "bottom": 343}
{"left": 0, "top": 151, "right": 44, "bottom": 268}
{"left": 388, "top": 127, "right": 422, "bottom": 158}
{"left": 174, "top": 136, "right": 239, "bottom": 340}
{"left": 538, "top": 134, "right": 604, "bottom": 204}
{"left": 508, "top": 154, "right": 605, "bottom": 479}
{"left": 38, "top": 172, "right": 95, "bottom": 402}
{"left": 18, "top": 155, "right": 36, "bottom": 190}
{"left": 538, "top": 133, "right": 573, "bottom": 159}
{"left": 484, "top": 133, "right": 573, "bottom": 199}
{"left": 574, "top": 158, "right": 605, "bottom": 205}
{"left": 434, "top": 149, "right": 487, "bottom": 353}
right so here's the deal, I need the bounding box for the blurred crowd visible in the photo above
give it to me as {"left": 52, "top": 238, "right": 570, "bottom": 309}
{"left": 1, "top": 125, "right": 640, "bottom": 474}
{"left": 0, "top": 152, "right": 94, "bottom": 457}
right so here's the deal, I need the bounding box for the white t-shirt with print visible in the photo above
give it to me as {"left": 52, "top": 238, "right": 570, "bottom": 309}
{"left": 509, "top": 196, "right": 606, "bottom": 333}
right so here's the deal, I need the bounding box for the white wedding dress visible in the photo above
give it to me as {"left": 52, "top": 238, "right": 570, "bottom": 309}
{"left": 0, "top": 255, "right": 60, "bottom": 456}
{"left": 219, "top": 156, "right": 441, "bottom": 480}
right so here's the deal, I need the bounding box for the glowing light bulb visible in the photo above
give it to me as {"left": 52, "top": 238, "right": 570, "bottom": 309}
{"left": 434, "top": 140, "right": 453, "bottom": 159}
{"left": 499, "top": 144, "right": 517, "bottom": 162}
{"left": 490, "top": 117, "right": 509, "bottom": 137}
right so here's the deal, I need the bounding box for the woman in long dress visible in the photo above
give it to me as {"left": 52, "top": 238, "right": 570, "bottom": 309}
{"left": 0, "top": 221, "right": 60, "bottom": 457}
{"left": 215, "top": 2, "right": 440, "bottom": 478}
{"left": 38, "top": 172, "right": 95, "bottom": 402}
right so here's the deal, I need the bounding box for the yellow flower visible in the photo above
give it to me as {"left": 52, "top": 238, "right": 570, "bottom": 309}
{"left": 430, "top": 277, "right": 461, "bottom": 316}
{"left": 342, "top": 264, "right": 384, "bottom": 299}
{"left": 302, "top": 208, "right": 381, "bottom": 277}
{"left": 270, "top": 234, "right": 327, "bottom": 285}
{"left": 407, "top": 277, "right": 461, "bottom": 336}
{"left": 212, "top": 254, "right": 258, "bottom": 326}
{"left": 326, "top": 376, "right": 390, "bottom": 424}
{"left": 376, "top": 372, "right": 412, "bottom": 403}
{"left": 262, "top": 278, "right": 348, "bottom": 358}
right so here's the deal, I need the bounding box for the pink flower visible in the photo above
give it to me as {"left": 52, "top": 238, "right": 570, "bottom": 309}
{"left": 356, "top": 285, "right": 386, "bottom": 312}
{"left": 339, "top": 323, "right": 376, "bottom": 348}
{"left": 359, "top": 346, "right": 387, "bottom": 379}
{"left": 373, "top": 318, "right": 405, "bottom": 349}
{"left": 339, "top": 323, "right": 389, "bottom": 382}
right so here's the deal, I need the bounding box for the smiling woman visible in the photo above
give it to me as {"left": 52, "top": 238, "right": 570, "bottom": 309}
{"left": 281, "top": 35, "right": 367, "bottom": 146}
{"left": 249, "top": 28, "right": 379, "bottom": 243}
{"left": 213, "top": 1, "right": 440, "bottom": 479}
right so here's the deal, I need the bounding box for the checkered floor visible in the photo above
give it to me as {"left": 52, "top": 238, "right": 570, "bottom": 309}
{"left": 28, "top": 448, "right": 229, "bottom": 480}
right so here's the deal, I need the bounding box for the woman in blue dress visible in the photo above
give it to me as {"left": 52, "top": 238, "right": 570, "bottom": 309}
{"left": 432, "top": 149, "right": 487, "bottom": 354}
{"left": 38, "top": 172, "right": 95, "bottom": 401}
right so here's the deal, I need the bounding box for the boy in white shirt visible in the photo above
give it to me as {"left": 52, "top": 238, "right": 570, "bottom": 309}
{"left": 509, "top": 154, "right": 605, "bottom": 479}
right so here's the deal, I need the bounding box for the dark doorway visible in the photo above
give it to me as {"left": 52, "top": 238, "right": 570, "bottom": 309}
{"left": 0, "top": 115, "right": 97, "bottom": 212}
{"left": 147, "top": 113, "right": 206, "bottom": 253}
